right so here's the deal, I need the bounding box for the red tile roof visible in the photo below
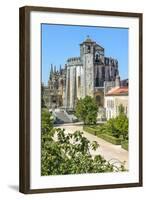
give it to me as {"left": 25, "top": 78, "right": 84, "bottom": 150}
{"left": 106, "top": 86, "right": 128, "bottom": 96}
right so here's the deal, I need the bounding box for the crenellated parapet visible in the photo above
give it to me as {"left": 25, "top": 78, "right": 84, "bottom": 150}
{"left": 67, "top": 57, "right": 82, "bottom": 66}
{"left": 104, "top": 57, "right": 118, "bottom": 67}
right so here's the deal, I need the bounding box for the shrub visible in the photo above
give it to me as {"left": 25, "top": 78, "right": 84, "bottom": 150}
{"left": 121, "top": 140, "right": 128, "bottom": 151}
{"left": 104, "top": 114, "right": 128, "bottom": 139}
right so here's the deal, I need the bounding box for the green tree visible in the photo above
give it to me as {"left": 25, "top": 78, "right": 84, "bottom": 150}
{"left": 75, "top": 96, "right": 98, "bottom": 125}
{"left": 118, "top": 104, "right": 125, "bottom": 115}
{"left": 113, "top": 113, "right": 128, "bottom": 140}
{"left": 41, "top": 83, "right": 46, "bottom": 108}
{"left": 41, "top": 109, "right": 125, "bottom": 175}
{"left": 100, "top": 112, "right": 128, "bottom": 140}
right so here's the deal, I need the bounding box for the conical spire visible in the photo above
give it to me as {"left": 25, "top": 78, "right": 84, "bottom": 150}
{"left": 50, "top": 64, "right": 53, "bottom": 73}
{"left": 59, "top": 65, "right": 62, "bottom": 74}
{"left": 49, "top": 64, "right": 53, "bottom": 80}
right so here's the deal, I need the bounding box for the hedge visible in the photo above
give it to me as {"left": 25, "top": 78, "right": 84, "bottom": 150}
{"left": 121, "top": 140, "right": 128, "bottom": 151}
{"left": 84, "top": 125, "right": 128, "bottom": 147}
{"left": 83, "top": 126, "right": 98, "bottom": 136}
{"left": 97, "top": 134, "right": 121, "bottom": 145}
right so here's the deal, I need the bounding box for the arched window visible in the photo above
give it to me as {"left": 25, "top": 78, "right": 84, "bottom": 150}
{"left": 95, "top": 52, "right": 100, "bottom": 63}
{"left": 95, "top": 77, "right": 99, "bottom": 87}
{"left": 87, "top": 45, "right": 91, "bottom": 53}
{"left": 78, "top": 76, "right": 81, "bottom": 88}
{"left": 102, "top": 67, "right": 105, "bottom": 79}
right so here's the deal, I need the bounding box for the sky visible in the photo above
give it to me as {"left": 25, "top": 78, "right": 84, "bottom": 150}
{"left": 41, "top": 24, "right": 128, "bottom": 85}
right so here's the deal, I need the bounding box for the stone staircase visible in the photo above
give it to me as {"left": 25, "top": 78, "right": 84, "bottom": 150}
{"left": 53, "top": 111, "right": 73, "bottom": 124}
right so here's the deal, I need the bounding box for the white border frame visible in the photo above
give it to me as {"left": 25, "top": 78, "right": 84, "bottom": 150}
{"left": 30, "top": 11, "right": 140, "bottom": 189}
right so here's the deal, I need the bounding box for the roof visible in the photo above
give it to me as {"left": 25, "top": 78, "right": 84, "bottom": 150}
{"left": 80, "top": 36, "right": 95, "bottom": 45}
{"left": 105, "top": 86, "right": 128, "bottom": 96}
{"left": 84, "top": 37, "right": 93, "bottom": 43}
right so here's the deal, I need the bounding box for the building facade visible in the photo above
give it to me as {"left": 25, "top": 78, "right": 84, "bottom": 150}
{"left": 44, "top": 64, "right": 67, "bottom": 109}
{"left": 104, "top": 86, "right": 128, "bottom": 120}
{"left": 44, "top": 36, "right": 120, "bottom": 110}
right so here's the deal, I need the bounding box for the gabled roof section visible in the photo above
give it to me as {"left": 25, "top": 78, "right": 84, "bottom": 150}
{"left": 105, "top": 86, "right": 128, "bottom": 96}
{"left": 80, "top": 35, "right": 95, "bottom": 45}
{"left": 84, "top": 36, "right": 93, "bottom": 43}
{"left": 80, "top": 36, "right": 104, "bottom": 51}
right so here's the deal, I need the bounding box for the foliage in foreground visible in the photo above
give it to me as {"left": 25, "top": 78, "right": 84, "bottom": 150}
{"left": 41, "top": 110, "right": 125, "bottom": 176}
{"left": 75, "top": 96, "right": 98, "bottom": 125}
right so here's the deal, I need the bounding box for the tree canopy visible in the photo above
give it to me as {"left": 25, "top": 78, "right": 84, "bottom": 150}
{"left": 41, "top": 84, "right": 46, "bottom": 108}
{"left": 96, "top": 104, "right": 128, "bottom": 140}
{"left": 75, "top": 96, "right": 98, "bottom": 125}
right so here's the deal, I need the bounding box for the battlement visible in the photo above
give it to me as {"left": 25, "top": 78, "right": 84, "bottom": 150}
{"left": 67, "top": 57, "right": 82, "bottom": 66}
{"left": 104, "top": 57, "right": 118, "bottom": 66}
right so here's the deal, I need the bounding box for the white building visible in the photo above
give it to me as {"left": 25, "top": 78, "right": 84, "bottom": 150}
{"left": 104, "top": 86, "right": 128, "bottom": 120}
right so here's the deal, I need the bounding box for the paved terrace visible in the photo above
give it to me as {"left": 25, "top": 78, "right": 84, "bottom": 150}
{"left": 55, "top": 123, "right": 129, "bottom": 169}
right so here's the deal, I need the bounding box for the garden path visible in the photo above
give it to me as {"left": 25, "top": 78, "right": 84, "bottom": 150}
{"left": 55, "top": 123, "right": 129, "bottom": 169}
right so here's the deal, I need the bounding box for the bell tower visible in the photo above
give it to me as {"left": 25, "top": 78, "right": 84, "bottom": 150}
{"left": 80, "top": 36, "right": 95, "bottom": 97}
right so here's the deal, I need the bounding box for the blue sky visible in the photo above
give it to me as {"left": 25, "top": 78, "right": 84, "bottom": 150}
{"left": 41, "top": 24, "right": 128, "bottom": 85}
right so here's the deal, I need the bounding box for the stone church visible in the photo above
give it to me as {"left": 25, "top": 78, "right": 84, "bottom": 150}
{"left": 43, "top": 36, "right": 120, "bottom": 110}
